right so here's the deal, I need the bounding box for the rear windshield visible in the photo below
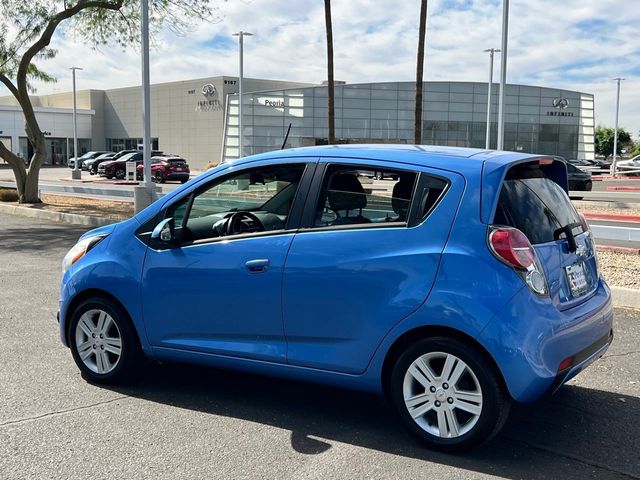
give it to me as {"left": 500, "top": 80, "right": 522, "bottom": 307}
{"left": 493, "top": 170, "right": 584, "bottom": 245}
{"left": 167, "top": 159, "right": 187, "bottom": 166}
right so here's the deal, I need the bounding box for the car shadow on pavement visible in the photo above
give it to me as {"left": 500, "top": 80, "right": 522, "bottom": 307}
{"left": 101, "top": 362, "right": 639, "bottom": 480}
{"left": 0, "top": 224, "right": 88, "bottom": 253}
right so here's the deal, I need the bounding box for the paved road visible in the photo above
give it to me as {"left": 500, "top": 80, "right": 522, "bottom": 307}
{"left": 0, "top": 213, "right": 639, "bottom": 479}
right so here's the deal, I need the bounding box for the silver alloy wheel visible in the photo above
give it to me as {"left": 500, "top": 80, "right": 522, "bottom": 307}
{"left": 74, "top": 309, "right": 122, "bottom": 375}
{"left": 403, "top": 351, "right": 483, "bottom": 439}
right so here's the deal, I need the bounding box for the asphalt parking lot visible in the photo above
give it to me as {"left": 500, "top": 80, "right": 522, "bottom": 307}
{"left": 0, "top": 213, "right": 638, "bottom": 480}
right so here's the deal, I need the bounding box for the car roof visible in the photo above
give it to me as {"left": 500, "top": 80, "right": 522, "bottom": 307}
{"left": 229, "top": 144, "right": 543, "bottom": 175}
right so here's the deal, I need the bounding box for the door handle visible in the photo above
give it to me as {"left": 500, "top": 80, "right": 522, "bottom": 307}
{"left": 245, "top": 259, "right": 270, "bottom": 273}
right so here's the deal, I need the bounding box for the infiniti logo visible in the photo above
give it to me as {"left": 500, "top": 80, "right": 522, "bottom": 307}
{"left": 202, "top": 84, "right": 217, "bottom": 97}
{"left": 552, "top": 98, "right": 569, "bottom": 110}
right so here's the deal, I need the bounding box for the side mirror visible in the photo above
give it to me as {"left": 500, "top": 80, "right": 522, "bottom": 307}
{"left": 151, "top": 217, "right": 175, "bottom": 243}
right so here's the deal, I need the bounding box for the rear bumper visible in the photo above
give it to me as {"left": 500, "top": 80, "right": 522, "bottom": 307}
{"left": 479, "top": 278, "right": 613, "bottom": 403}
{"left": 546, "top": 329, "right": 612, "bottom": 395}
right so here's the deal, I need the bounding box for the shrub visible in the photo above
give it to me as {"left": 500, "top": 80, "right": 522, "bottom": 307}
{"left": 0, "top": 188, "right": 19, "bottom": 202}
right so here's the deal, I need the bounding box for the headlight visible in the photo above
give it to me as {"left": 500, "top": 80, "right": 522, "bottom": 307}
{"left": 62, "top": 235, "right": 107, "bottom": 274}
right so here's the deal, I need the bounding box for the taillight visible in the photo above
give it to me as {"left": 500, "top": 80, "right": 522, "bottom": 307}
{"left": 489, "top": 226, "right": 547, "bottom": 295}
{"left": 489, "top": 227, "right": 534, "bottom": 269}
{"left": 578, "top": 212, "right": 590, "bottom": 233}
{"left": 578, "top": 212, "right": 600, "bottom": 278}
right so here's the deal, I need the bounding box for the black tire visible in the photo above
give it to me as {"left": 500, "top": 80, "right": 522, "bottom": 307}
{"left": 180, "top": 179, "right": 188, "bottom": 184}
{"left": 389, "top": 337, "right": 510, "bottom": 452}
{"left": 155, "top": 171, "right": 165, "bottom": 183}
{"left": 68, "top": 297, "right": 142, "bottom": 384}
{"left": 114, "top": 168, "right": 125, "bottom": 180}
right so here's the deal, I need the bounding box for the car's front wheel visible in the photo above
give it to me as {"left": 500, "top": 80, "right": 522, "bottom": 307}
{"left": 69, "top": 297, "right": 141, "bottom": 384}
{"left": 390, "top": 337, "right": 510, "bottom": 451}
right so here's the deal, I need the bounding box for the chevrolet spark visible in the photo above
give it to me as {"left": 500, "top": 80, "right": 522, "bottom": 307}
{"left": 59, "top": 145, "right": 613, "bottom": 451}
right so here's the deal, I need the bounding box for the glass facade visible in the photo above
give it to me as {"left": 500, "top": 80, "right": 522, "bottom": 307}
{"left": 222, "top": 82, "right": 594, "bottom": 163}
{"left": 106, "top": 137, "right": 159, "bottom": 152}
{"left": 18, "top": 136, "right": 92, "bottom": 165}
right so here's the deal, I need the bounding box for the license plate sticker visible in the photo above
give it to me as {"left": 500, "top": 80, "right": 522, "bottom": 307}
{"left": 566, "top": 263, "right": 588, "bottom": 296}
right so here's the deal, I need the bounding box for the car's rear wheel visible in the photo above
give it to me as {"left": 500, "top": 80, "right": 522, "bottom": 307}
{"left": 115, "top": 167, "right": 125, "bottom": 180}
{"left": 390, "top": 337, "right": 510, "bottom": 452}
{"left": 69, "top": 297, "right": 141, "bottom": 384}
{"left": 155, "top": 171, "right": 165, "bottom": 183}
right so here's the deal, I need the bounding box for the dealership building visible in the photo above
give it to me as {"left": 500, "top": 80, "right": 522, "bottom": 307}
{"left": 0, "top": 76, "right": 595, "bottom": 169}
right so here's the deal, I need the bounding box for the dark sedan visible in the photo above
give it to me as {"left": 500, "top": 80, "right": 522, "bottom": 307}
{"left": 567, "top": 162, "right": 592, "bottom": 197}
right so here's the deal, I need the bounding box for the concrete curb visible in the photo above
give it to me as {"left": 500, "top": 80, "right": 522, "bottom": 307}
{"left": 610, "top": 286, "right": 640, "bottom": 309}
{"left": 0, "top": 203, "right": 114, "bottom": 227}
{"left": 597, "top": 244, "right": 640, "bottom": 254}
{"left": 584, "top": 212, "right": 640, "bottom": 222}
{"left": 607, "top": 186, "right": 640, "bottom": 191}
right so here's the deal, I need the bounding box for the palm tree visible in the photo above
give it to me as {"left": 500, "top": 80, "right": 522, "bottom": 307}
{"left": 324, "top": 0, "right": 335, "bottom": 144}
{"left": 414, "top": 0, "right": 428, "bottom": 145}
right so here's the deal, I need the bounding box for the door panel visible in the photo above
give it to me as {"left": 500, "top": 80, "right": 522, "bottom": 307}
{"left": 142, "top": 234, "right": 295, "bottom": 362}
{"left": 283, "top": 166, "right": 464, "bottom": 374}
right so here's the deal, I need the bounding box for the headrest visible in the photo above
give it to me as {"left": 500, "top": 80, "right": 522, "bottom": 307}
{"left": 327, "top": 173, "right": 367, "bottom": 211}
{"left": 392, "top": 179, "right": 413, "bottom": 217}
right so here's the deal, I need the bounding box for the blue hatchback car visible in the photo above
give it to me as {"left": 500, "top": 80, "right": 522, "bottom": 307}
{"left": 59, "top": 145, "right": 613, "bottom": 451}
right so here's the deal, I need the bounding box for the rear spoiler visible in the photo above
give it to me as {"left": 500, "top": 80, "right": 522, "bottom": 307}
{"left": 480, "top": 156, "right": 568, "bottom": 224}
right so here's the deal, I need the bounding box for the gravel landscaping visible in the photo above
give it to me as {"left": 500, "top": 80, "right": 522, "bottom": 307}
{"left": 596, "top": 248, "right": 640, "bottom": 289}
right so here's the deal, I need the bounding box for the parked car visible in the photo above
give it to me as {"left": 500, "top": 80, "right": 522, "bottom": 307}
{"left": 566, "top": 162, "right": 593, "bottom": 193}
{"left": 98, "top": 150, "right": 163, "bottom": 179}
{"left": 84, "top": 152, "right": 116, "bottom": 173}
{"left": 89, "top": 150, "right": 137, "bottom": 175}
{"left": 68, "top": 151, "right": 110, "bottom": 169}
{"left": 567, "top": 158, "right": 592, "bottom": 168}
{"left": 586, "top": 158, "right": 611, "bottom": 169}
{"left": 136, "top": 155, "right": 190, "bottom": 183}
{"left": 59, "top": 145, "right": 613, "bottom": 452}
{"left": 616, "top": 155, "right": 640, "bottom": 175}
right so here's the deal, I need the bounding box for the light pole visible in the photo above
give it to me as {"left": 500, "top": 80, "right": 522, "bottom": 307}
{"left": 496, "top": 0, "right": 509, "bottom": 151}
{"left": 233, "top": 31, "right": 252, "bottom": 158}
{"left": 484, "top": 48, "right": 500, "bottom": 149}
{"left": 70, "top": 66, "right": 82, "bottom": 180}
{"left": 134, "top": 0, "right": 154, "bottom": 213}
{"left": 611, "top": 77, "right": 624, "bottom": 176}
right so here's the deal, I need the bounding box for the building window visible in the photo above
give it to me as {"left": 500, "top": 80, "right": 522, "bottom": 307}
{"left": 106, "top": 138, "right": 159, "bottom": 152}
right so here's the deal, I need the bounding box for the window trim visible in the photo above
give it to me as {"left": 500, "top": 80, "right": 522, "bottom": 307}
{"left": 136, "top": 161, "right": 316, "bottom": 249}
{"left": 299, "top": 161, "right": 450, "bottom": 233}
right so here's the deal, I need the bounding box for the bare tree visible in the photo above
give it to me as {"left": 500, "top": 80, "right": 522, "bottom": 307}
{"left": 323, "top": 0, "right": 335, "bottom": 145}
{"left": 414, "top": 0, "right": 428, "bottom": 145}
{"left": 0, "top": 0, "right": 216, "bottom": 203}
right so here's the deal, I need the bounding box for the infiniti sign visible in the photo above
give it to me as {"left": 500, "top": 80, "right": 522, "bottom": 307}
{"left": 552, "top": 98, "right": 569, "bottom": 109}
{"left": 202, "top": 84, "right": 217, "bottom": 98}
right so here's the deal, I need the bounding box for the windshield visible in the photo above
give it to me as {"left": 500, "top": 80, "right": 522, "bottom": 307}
{"left": 79, "top": 152, "right": 96, "bottom": 159}
{"left": 118, "top": 152, "right": 137, "bottom": 162}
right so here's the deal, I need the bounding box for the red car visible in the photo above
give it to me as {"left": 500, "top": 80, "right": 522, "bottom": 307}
{"left": 136, "top": 156, "right": 190, "bottom": 183}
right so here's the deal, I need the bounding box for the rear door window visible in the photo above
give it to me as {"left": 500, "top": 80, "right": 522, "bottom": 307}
{"left": 313, "top": 166, "right": 417, "bottom": 227}
{"left": 494, "top": 173, "right": 584, "bottom": 245}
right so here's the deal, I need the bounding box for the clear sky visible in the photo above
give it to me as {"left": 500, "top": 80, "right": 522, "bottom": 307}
{"left": 3, "top": 0, "right": 639, "bottom": 138}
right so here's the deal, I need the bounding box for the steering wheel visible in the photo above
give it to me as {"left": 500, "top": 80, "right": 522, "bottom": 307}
{"left": 226, "top": 211, "right": 266, "bottom": 235}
